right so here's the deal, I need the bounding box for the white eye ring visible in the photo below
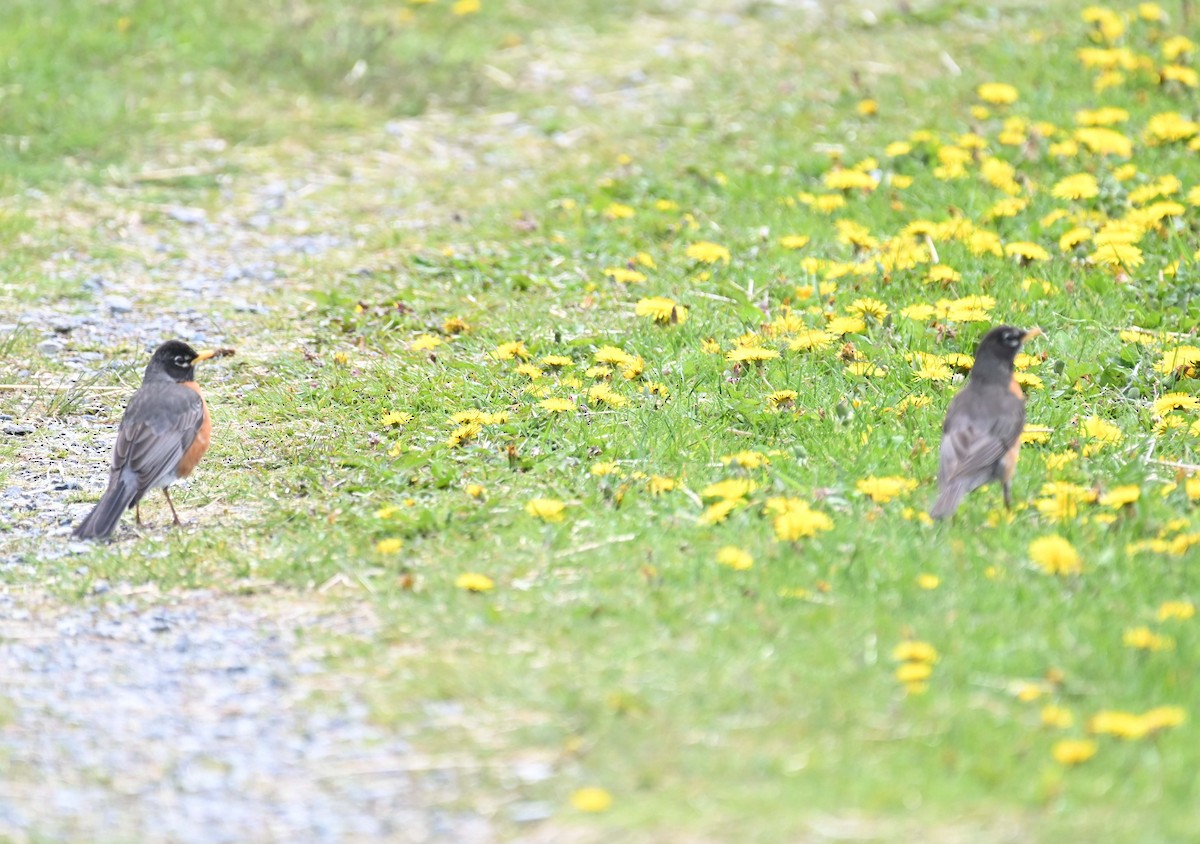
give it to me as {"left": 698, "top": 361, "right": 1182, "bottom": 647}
{"left": 174, "top": 356, "right": 190, "bottom": 366}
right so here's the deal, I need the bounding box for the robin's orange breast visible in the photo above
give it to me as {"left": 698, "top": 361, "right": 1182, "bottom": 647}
{"left": 176, "top": 380, "right": 211, "bottom": 478}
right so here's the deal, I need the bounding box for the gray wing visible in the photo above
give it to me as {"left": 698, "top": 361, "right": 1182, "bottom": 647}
{"left": 110, "top": 384, "right": 205, "bottom": 494}
{"left": 938, "top": 389, "right": 1025, "bottom": 485}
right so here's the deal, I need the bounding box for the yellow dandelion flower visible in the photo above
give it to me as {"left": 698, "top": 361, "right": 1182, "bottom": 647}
{"left": 590, "top": 461, "right": 623, "bottom": 477}
{"left": 847, "top": 297, "right": 889, "bottom": 321}
{"left": 604, "top": 267, "right": 647, "bottom": 284}
{"left": 1100, "top": 485, "right": 1140, "bottom": 508}
{"left": 465, "top": 483, "right": 486, "bottom": 499}
{"left": 726, "top": 346, "right": 780, "bottom": 363}
{"left": 587, "top": 384, "right": 629, "bottom": 408}
{"left": 788, "top": 330, "right": 836, "bottom": 352}
{"left": 1082, "top": 416, "right": 1123, "bottom": 447}
{"left": 686, "top": 241, "right": 731, "bottom": 264}
{"left": 1059, "top": 227, "right": 1093, "bottom": 252}
{"left": 1074, "top": 127, "right": 1133, "bottom": 157}
{"left": 492, "top": 340, "right": 530, "bottom": 360}
{"left": 447, "top": 422, "right": 482, "bottom": 448}
{"left": 442, "top": 316, "right": 471, "bottom": 334}
{"left": 917, "top": 574, "right": 940, "bottom": 590}
{"left": 603, "top": 202, "right": 635, "bottom": 219}
{"left": 698, "top": 499, "right": 741, "bottom": 526}
{"left": 647, "top": 475, "right": 677, "bottom": 495}
{"left": 381, "top": 410, "right": 414, "bottom": 426}
{"left": 1088, "top": 710, "right": 1149, "bottom": 740}
{"left": 1052, "top": 739, "right": 1097, "bottom": 766}
{"left": 1088, "top": 241, "right": 1144, "bottom": 268}
{"left": 525, "top": 498, "right": 566, "bottom": 522}
{"left": 375, "top": 538, "right": 404, "bottom": 554}
{"left": 1153, "top": 392, "right": 1200, "bottom": 415}
{"left": 977, "top": 82, "right": 1018, "bottom": 104}
{"left": 780, "top": 234, "right": 811, "bottom": 250}
{"left": 1154, "top": 345, "right": 1200, "bottom": 376}
{"left": 767, "top": 389, "right": 798, "bottom": 409}
{"left": 455, "top": 572, "right": 494, "bottom": 592}
{"left": 1042, "top": 705, "right": 1075, "bottom": 729}
{"left": 1158, "top": 600, "right": 1196, "bottom": 621}
{"left": 824, "top": 169, "right": 879, "bottom": 191}
{"left": 595, "top": 346, "right": 636, "bottom": 366}
{"left": 1161, "top": 64, "right": 1200, "bottom": 87}
{"left": 771, "top": 499, "right": 834, "bottom": 541}
{"left": 716, "top": 546, "right": 754, "bottom": 570}
{"left": 926, "top": 265, "right": 961, "bottom": 285}
{"left": 1052, "top": 173, "right": 1100, "bottom": 200}
{"left": 410, "top": 334, "right": 445, "bottom": 351}
{"left": 570, "top": 787, "right": 613, "bottom": 813}
{"left": 809, "top": 193, "right": 845, "bottom": 213}
{"left": 914, "top": 360, "right": 953, "bottom": 382}
{"left": 635, "top": 296, "right": 688, "bottom": 325}
{"left": 899, "top": 303, "right": 937, "bottom": 321}
{"left": 721, "top": 450, "right": 771, "bottom": 469}
{"left": 1162, "top": 35, "right": 1195, "bottom": 62}
{"left": 895, "top": 662, "right": 933, "bottom": 683}
{"left": 1142, "top": 706, "right": 1186, "bottom": 731}
{"left": 537, "top": 397, "right": 574, "bottom": 414}
{"left": 1124, "top": 626, "right": 1175, "bottom": 651}
{"left": 891, "top": 641, "right": 938, "bottom": 663}
{"left": 451, "top": 0, "right": 480, "bottom": 14}
{"left": 1029, "top": 535, "right": 1082, "bottom": 575}
{"left": 1005, "top": 241, "right": 1051, "bottom": 262}
{"left": 1144, "top": 112, "right": 1200, "bottom": 145}
{"left": 826, "top": 315, "right": 867, "bottom": 336}
{"left": 857, "top": 476, "right": 918, "bottom": 503}
{"left": 620, "top": 357, "right": 645, "bottom": 380}
{"left": 1075, "top": 106, "right": 1130, "bottom": 126}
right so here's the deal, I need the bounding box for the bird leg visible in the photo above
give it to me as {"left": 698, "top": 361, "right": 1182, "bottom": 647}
{"left": 1002, "top": 480, "right": 1012, "bottom": 510}
{"left": 136, "top": 504, "right": 143, "bottom": 526}
{"left": 163, "top": 488, "right": 182, "bottom": 526}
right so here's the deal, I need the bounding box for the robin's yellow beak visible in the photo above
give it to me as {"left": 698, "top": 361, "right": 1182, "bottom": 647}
{"left": 191, "top": 348, "right": 236, "bottom": 364}
{"left": 1021, "top": 327, "right": 1043, "bottom": 341}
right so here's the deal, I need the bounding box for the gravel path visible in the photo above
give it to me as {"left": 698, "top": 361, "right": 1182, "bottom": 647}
{"left": 0, "top": 134, "right": 518, "bottom": 841}
{"left": 0, "top": 587, "right": 494, "bottom": 843}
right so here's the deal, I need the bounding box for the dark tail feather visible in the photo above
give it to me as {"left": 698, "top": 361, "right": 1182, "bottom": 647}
{"left": 72, "top": 478, "right": 137, "bottom": 540}
{"left": 929, "top": 481, "right": 970, "bottom": 520}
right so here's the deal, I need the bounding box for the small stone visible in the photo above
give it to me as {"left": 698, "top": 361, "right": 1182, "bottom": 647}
{"left": 3, "top": 423, "right": 35, "bottom": 435}
{"left": 168, "top": 206, "right": 208, "bottom": 224}
{"left": 104, "top": 295, "right": 134, "bottom": 314}
{"left": 37, "top": 339, "right": 64, "bottom": 355}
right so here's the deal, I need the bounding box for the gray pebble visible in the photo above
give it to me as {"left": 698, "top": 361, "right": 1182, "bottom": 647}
{"left": 168, "top": 206, "right": 208, "bottom": 225}
{"left": 104, "top": 295, "right": 134, "bottom": 314}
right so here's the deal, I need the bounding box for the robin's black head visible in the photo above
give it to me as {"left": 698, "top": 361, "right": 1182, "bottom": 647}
{"left": 970, "top": 325, "right": 1042, "bottom": 382}
{"left": 145, "top": 340, "right": 201, "bottom": 382}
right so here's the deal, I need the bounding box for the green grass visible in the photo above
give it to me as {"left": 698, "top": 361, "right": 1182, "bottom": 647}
{"left": 4, "top": 0, "right": 1200, "bottom": 841}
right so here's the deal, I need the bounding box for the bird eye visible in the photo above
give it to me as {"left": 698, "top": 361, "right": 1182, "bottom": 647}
{"left": 174, "top": 355, "right": 190, "bottom": 366}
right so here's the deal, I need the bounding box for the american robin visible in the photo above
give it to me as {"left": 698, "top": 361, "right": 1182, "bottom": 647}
{"left": 929, "top": 325, "right": 1042, "bottom": 520}
{"left": 72, "top": 340, "right": 234, "bottom": 540}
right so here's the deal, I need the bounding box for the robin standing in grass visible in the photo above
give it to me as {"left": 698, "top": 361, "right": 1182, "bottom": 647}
{"left": 930, "top": 325, "right": 1042, "bottom": 520}
{"left": 72, "top": 340, "right": 234, "bottom": 540}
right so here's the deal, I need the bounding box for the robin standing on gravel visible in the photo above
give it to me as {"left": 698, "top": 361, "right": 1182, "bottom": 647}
{"left": 929, "top": 325, "right": 1042, "bottom": 520}
{"left": 72, "top": 340, "right": 234, "bottom": 540}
